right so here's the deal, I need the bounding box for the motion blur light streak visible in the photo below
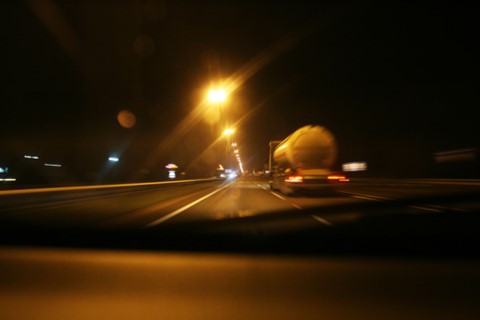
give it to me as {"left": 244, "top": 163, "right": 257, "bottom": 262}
{"left": 108, "top": 157, "right": 119, "bottom": 162}
{"left": 44, "top": 163, "right": 62, "bottom": 168}
{"left": 434, "top": 149, "right": 477, "bottom": 163}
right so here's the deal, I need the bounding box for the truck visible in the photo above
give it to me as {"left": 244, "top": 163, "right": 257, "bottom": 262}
{"left": 269, "top": 125, "right": 348, "bottom": 196}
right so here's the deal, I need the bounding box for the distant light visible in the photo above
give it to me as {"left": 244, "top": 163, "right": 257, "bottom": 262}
{"left": 0, "top": 167, "right": 6, "bottom": 173}
{"left": 108, "top": 157, "right": 119, "bottom": 162}
{"left": 24, "top": 155, "right": 39, "bottom": 160}
{"left": 168, "top": 170, "right": 176, "bottom": 179}
{"left": 231, "top": 142, "right": 237, "bottom": 147}
{"left": 234, "top": 149, "right": 239, "bottom": 154}
{"left": 165, "top": 163, "right": 178, "bottom": 170}
{"left": 44, "top": 163, "right": 62, "bottom": 168}
{"left": 0, "top": 178, "right": 16, "bottom": 182}
{"left": 343, "top": 162, "right": 367, "bottom": 172}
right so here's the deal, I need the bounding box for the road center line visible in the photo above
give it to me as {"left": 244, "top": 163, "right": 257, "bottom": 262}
{"left": 145, "top": 182, "right": 235, "bottom": 228}
{"left": 270, "top": 191, "right": 287, "bottom": 201}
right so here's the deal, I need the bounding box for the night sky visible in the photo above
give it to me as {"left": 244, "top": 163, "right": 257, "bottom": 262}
{"left": 1, "top": 0, "right": 479, "bottom": 182}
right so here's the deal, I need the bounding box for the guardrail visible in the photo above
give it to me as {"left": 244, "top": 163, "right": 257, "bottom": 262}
{"left": 348, "top": 178, "right": 480, "bottom": 186}
{"left": 0, "top": 178, "right": 222, "bottom": 196}
{"left": 0, "top": 178, "right": 226, "bottom": 212}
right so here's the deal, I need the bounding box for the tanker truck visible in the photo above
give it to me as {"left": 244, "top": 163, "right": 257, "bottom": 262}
{"left": 269, "top": 125, "right": 348, "bottom": 196}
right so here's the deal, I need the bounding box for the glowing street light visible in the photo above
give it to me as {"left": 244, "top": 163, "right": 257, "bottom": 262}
{"left": 223, "top": 128, "right": 235, "bottom": 136}
{"left": 208, "top": 88, "right": 227, "bottom": 103}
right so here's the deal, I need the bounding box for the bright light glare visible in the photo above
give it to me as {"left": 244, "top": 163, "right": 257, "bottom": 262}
{"left": 208, "top": 89, "right": 227, "bottom": 103}
{"left": 0, "top": 178, "right": 16, "bottom": 182}
{"left": 223, "top": 128, "right": 235, "bottom": 136}
{"left": 24, "top": 155, "right": 39, "bottom": 160}
{"left": 108, "top": 157, "right": 119, "bottom": 162}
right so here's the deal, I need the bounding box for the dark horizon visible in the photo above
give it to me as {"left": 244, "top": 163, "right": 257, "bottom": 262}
{"left": 1, "top": 0, "right": 479, "bottom": 184}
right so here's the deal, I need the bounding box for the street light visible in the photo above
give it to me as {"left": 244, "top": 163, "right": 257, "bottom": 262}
{"left": 208, "top": 88, "right": 227, "bottom": 103}
{"left": 223, "top": 128, "right": 235, "bottom": 136}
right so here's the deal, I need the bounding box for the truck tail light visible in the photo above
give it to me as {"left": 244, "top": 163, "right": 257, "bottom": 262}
{"left": 327, "top": 175, "right": 350, "bottom": 182}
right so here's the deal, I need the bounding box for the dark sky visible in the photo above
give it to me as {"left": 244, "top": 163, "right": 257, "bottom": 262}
{"left": 1, "top": 0, "right": 479, "bottom": 180}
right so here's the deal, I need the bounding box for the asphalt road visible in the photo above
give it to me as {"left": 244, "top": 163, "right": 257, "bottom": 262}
{"left": 1, "top": 176, "right": 479, "bottom": 230}
{"left": 2, "top": 176, "right": 480, "bottom": 320}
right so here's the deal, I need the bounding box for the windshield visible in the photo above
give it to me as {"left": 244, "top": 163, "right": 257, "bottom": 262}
{"left": 1, "top": 1, "right": 479, "bottom": 254}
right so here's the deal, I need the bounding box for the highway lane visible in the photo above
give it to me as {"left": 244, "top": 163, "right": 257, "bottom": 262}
{"left": 0, "top": 179, "right": 227, "bottom": 228}
{"left": 0, "top": 177, "right": 479, "bottom": 230}
{"left": 145, "top": 178, "right": 358, "bottom": 228}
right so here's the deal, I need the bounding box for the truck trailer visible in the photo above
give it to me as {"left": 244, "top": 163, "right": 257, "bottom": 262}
{"left": 269, "top": 125, "right": 348, "bottom": 196}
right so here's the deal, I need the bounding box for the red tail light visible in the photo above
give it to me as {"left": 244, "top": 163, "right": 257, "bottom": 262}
{"left": 328, "top": 175, "right": 350, "bottom": 182}
{"left": 285, "top": 175, "right": 304, "bottom": 183}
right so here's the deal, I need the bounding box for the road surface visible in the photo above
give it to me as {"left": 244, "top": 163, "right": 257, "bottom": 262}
{"left": 1, "top": 176, "right": 479, "bottom": 230}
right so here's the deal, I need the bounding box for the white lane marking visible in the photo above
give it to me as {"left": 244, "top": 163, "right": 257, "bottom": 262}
{"left": 346, "top": 192, "right": 392, "bottom": 201}
{"left": 353, "top": 195, "right": 384, "bottom": 202}
{"left": 270, "top": 191, "right": 287, "bottom": 201}
{"left": 145, "top": 182, "right": 235, "bottom": 228}
{"left": 311, "top": 215, "right": 333, "bottom": 226}
{"left": 348, "top": 192, "right": 465, "bottom": 213}
{"left": 269, "top": 191, "right": 303, "bottom": 210}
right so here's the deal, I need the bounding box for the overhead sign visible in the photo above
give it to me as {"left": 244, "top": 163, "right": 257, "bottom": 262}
{"left": 343, "top": 162, "right": 367, "bottom": 172}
